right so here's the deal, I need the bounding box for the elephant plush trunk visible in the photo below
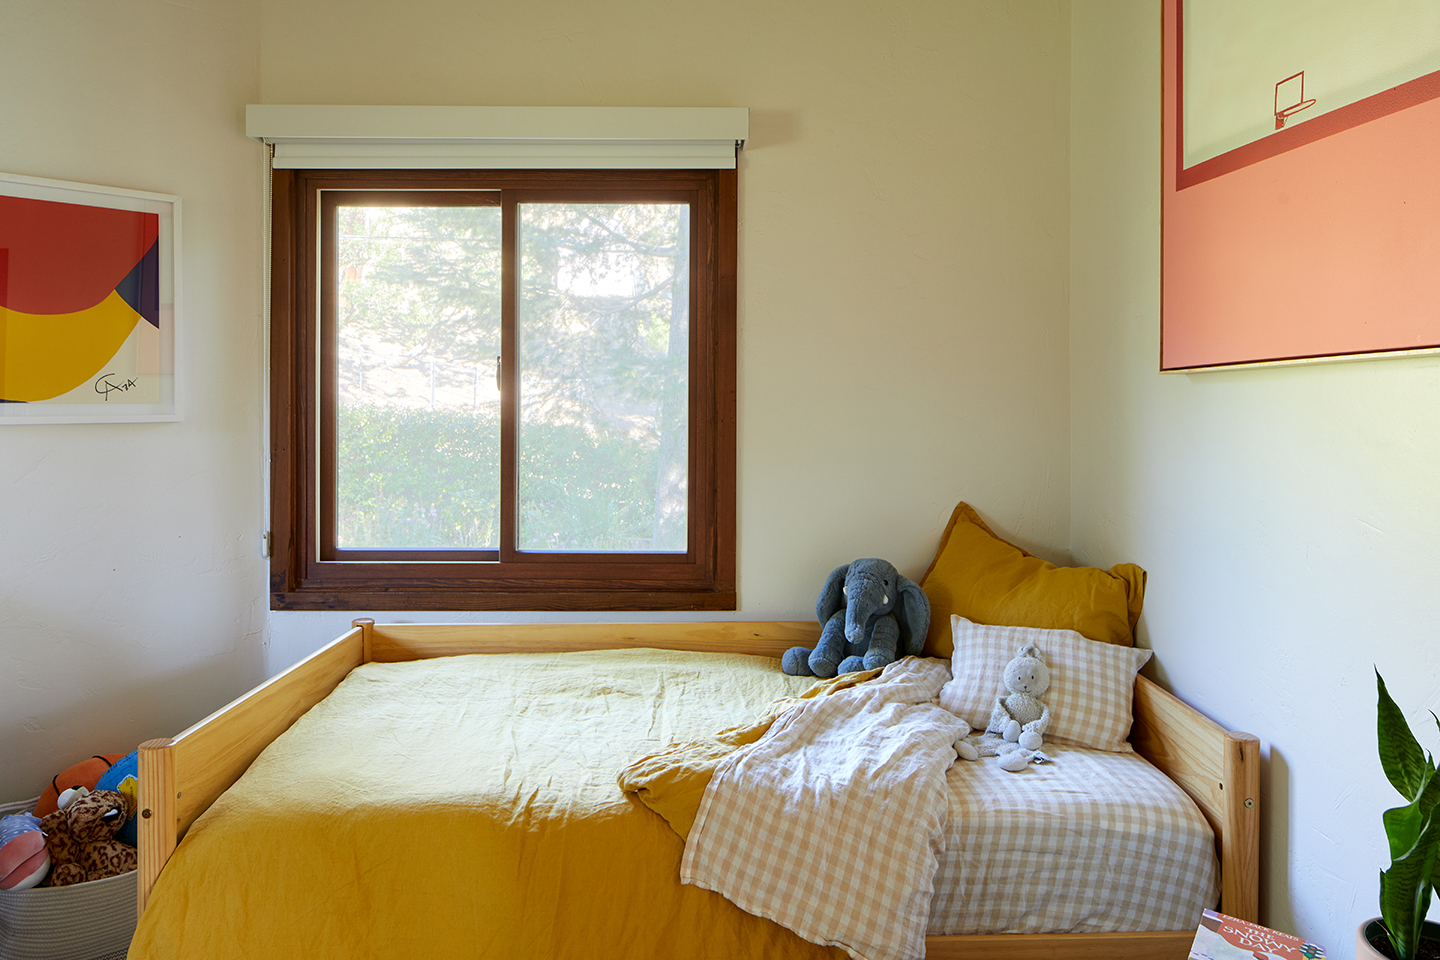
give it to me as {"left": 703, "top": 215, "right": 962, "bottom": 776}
{"left": 845, "top": 603, "right": 865, "bottom": 643}
{"left": 844, "top": 578, "right": 889, "bottom": 643}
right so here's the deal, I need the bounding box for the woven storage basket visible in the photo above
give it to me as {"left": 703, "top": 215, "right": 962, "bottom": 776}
{"left": 0, "top": 797, "right": 137, "bottom": 960}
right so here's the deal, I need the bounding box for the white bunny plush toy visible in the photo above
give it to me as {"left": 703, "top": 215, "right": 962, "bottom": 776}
{"left": 954, "top": 643, "right": 1053, "bottom": 772}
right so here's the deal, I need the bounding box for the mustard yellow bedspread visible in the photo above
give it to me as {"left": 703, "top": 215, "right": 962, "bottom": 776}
{"left": 128, "top": 649, "right": 847, "bottom": 960}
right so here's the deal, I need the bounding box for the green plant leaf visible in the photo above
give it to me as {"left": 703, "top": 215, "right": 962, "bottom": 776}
{"left": 1386, "top": 799, "right": 1428, "bottom": 863}
{"left": 1381, "top": 805, "right": 1440, "bottom": 960}
{"left": 1419, "top": 760, "right": 1440, "bottom": 830}
{"left": 1386, "top": 765, "right": 1440, "bottom": 861}
{"left": 1379, "top": 671, "right": 1429, "bottom": 801}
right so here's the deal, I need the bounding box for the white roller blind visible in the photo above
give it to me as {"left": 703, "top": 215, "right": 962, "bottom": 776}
{"left": 246, "top": 105, "right": 748, "bottom": 170}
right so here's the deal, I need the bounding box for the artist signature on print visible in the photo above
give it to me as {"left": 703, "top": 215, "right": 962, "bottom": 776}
{"left": 94, "top": 373, "right": 138, "bottom": 400}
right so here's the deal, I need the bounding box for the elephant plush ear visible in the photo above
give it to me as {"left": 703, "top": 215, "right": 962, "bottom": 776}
{"left": 815, "top": 563, "right": 850, "bottom": 625}
{"left": 894, "top": 576, "right": 931, "bottom": 656}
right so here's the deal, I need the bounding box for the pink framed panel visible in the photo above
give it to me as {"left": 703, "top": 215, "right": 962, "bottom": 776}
{"left": 1161, "top": 0, "right": 1440, "bottom": 371}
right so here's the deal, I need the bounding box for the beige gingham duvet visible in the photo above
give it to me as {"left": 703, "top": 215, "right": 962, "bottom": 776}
{"left": 929, "top": 743, "right": 1219, "bottom": 935}
{"left": 679, "top": 658, "right": 1219, "bottom": 960}
{"left": 681, "top": 658, "right": 967, "bottom": 960}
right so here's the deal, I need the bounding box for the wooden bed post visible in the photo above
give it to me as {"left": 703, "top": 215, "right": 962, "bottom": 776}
{"left": 354, "top": 618, "right": 375, "bottom": 663}
{"left": 1221, "top": 731, "right": 1261, "bottom": 922}
{"left": 136, "top": 737, "right": 178, "bottom": 917}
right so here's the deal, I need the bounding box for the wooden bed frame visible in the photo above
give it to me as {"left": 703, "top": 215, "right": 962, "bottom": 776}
{"left": 135, "top": 620, "right": 1260, "bottom": 960}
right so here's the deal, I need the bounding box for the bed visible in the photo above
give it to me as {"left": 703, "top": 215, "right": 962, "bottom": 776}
{"left": 130, "top": 619, "right": 1259, "bottom": 960}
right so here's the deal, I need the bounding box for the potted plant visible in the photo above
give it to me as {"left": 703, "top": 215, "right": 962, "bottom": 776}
{"left": 1359, "top": 671, "right": 1440, "bottom": 960}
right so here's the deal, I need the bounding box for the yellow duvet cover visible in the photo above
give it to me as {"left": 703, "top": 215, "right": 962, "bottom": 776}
{"left": 128, "top": 649, "right": 847, "bottom": 960}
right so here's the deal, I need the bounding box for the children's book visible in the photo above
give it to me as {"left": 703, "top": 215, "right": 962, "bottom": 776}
{"left": 1188, "top": 909, "right": 1325, "bottom": 960}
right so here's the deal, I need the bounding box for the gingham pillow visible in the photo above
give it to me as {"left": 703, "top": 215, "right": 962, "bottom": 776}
{"left": 938, "top": 615, "right": 1152, "bottom": 752}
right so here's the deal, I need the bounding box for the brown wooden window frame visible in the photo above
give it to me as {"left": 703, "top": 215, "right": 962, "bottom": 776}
{"left": 269, "top": 168, "right": 736, "bottom": 611}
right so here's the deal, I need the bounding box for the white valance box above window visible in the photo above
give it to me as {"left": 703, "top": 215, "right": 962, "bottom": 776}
{"left": 245, "top": 105, "right": 749, "bottom": 169}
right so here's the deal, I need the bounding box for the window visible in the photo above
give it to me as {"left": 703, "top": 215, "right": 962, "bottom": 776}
{"left": 269, "top": 169, "right": 736, "bottom": 610}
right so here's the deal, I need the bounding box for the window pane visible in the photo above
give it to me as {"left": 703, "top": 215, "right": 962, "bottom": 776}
{"left": 335, "top": 203, "right": 502, "bottom": 549}
{"left": 518, "top": 202, "right": 689, "bottom": 552}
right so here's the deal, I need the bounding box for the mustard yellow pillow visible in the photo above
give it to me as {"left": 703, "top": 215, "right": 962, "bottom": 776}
{"left": 918, "top": 502, "right": 1145, "bottom": 657}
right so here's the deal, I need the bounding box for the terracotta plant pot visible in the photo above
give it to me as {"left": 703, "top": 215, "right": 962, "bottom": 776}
{"left": 1357, "top": 919, "right": 1440, "bottom": 960}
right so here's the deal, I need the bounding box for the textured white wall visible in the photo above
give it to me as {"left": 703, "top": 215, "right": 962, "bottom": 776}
{"left": 0, "top": 0, "right": 266, "bottom": 802}
{"left": 1070, "top": 1, "right": 1440, "bottom": 949}
{"left": 259, "top": 0, "right": 1076, "bottom": 668}
{"left": 0, "top": 0, "right": 1076, "bottom": 797}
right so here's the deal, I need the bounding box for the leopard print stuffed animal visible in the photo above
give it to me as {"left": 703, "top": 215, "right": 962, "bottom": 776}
{"left": 39, "top": 788, "right": 136, "bottom": 886}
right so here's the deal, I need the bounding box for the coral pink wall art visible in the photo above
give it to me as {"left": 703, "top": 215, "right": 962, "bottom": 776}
{"left": 1162, "top": 0, "right": 1440, "bottom": 370}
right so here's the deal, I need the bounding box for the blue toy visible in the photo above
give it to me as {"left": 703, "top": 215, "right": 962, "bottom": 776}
{"left": 782, "top": 558, "right": 930, "bottom": 677}
{"left": 95, "top": 750, "right": 139, "bottom": 847}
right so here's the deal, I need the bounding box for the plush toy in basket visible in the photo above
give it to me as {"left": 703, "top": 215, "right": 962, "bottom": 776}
{"left": 93, "top": 751, "right": 139, "bottom": 847}
{"left": 39, "top": 788, "right": 137, "bottom": 887}
{"left": 953, "top": 642, "right": 1054, "bottom": 772}
{"left": 2, "top": 749, "right": 140, "bottom": 892}
{"left": 0, "top": 811, "right": 50, "bottom": 891}
{"left": 33, "top": 753, "right": 129, "bottom": 818}
{"left": 782, "top": 558, "right": 930, "bottom": 677}
{"left": 0, "top": 794, "right": 141, "bottom": 960}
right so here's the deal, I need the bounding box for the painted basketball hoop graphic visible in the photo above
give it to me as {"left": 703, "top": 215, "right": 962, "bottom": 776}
{"left": 1275, "top": 71, "right": 1317, "bottom": 129}
{"left": 1164, "top": 0, "right": 1440, "bottom": 371}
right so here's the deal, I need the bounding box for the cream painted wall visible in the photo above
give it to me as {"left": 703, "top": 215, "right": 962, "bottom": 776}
{"left": 0, "top": 1, "right": 1074, "bottom": 798}
{"left": 0, "top": 0, "right": 266, "bottom": 801}
{"left": 259, "top": 0, "right": 1076, "bottom": 668}
{"left": 1070, "top": 1, "right": 1440, "bottom": 951}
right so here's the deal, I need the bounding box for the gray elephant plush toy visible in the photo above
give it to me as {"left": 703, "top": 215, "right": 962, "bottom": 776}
{"left": 781, "top": 558, "right": 930, "bottom": 677}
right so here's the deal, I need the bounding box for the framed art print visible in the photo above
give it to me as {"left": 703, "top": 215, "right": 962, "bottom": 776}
{"left": 0, "top": 172, "right": 180, "bottom": 422}
{"left": 1162, "top": 0, "right": 1440, "bottom": 371}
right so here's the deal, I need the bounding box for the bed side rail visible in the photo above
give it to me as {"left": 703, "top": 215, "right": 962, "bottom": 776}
{"left": 136, "top": 626, "right": 365, "bottom": 916}
{"left": 924, "top": 930, "right": 1196, "bottom": 959}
